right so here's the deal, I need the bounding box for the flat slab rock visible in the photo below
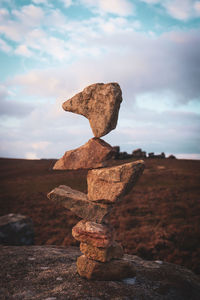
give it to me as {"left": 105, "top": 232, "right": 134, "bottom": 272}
{"left": 47, "top": 185, "right": 112, "bottom": 223}
{"left": 62, "top": 82, "right": 123, "bottom": 137}
{"left": 72, "top": 220, "right": 114, "bottom": 248}
{"left": 1, "top": 245, "right": 200, "bottom": 300}
{"left": 0, "top": 213, "right": 34, "bottom": 246}
{"left": 53, "top": 138, "right": 115, "bottom": 170}
{"left": 87, "top": 160, "right": 145, "bottom": 203}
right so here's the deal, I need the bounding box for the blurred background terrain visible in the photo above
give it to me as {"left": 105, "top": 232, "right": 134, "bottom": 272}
{"left": 0, "top": 157, "right": 199, "bottom": 275}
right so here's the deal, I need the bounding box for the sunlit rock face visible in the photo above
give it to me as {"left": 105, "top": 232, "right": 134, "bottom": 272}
{"left": 53, "top": 138, "right": 115, "bottom": 170}
{"left": 87, "top": 160, "right": 145, "bottom": 203}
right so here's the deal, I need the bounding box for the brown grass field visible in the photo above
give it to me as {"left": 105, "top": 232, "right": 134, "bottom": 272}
{"left": 0, "top": 157, "right": 200, "bottom": 275}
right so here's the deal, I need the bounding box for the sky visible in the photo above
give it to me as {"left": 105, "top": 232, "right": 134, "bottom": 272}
{"left": 0, "top": 0, "right": 200, "bottom": 160}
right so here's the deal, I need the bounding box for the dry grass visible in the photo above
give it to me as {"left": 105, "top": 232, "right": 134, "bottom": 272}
{"left": 0, "top": 157, "right": 200, "bottom": 275}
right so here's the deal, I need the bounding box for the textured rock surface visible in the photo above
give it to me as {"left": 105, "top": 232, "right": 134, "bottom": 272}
{"left": 0, "top": 213, "right": 34, "bottom": 245}
{"left": 72, "top": 220, "right": 114, "bottom": 248}
{"left": 80, "top": 241, "right": 123, "bottom": 262}
{"left": 87, "top": 160, "right": 145, "bottom": 203}
{"left": 1, "top": 245, "right": 200, "bottom": 300}
{"left": 62, "top": 82, "right": 123, "bottom": 137}
{"left": 47, "top": 185, "right": 112, "bottom": 223}
{"left": 53, "top": 138, "right": 115, "bottom": 170}
{"left": 77, "top": 255, "right": 135, "bottom": 280}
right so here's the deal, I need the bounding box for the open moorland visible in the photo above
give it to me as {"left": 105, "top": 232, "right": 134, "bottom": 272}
{"left": 0, "top": 157, "right": 200, "bottom": 275}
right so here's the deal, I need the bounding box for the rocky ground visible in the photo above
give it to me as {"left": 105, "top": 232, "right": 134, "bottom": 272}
{"left": 1, "top": 245, "right": 200, "bottom": 300}
{"left": 0, "top": 157, "right": 200, "bottom": 275}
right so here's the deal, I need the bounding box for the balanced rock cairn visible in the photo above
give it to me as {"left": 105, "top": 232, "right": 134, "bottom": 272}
{"left": 47, "top": 83, "right": 145, "bottom": 280}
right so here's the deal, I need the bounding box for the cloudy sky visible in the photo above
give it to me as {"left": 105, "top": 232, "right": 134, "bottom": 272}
{"left": 0, "top": 0, "right": 200, "bottom": 160}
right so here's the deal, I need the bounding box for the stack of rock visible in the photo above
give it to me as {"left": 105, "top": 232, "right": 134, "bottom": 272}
{"left": 47, "top": 82, "right": 145, "bottom": 280}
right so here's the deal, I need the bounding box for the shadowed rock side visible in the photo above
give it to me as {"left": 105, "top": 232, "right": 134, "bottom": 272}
{"left": 1, "top": 245, "right": 200, "bottom": 300}
{"left": 53, "top": 138, "right": 115, "bottom": 170}
{"left": 87, "top": 160, "right": 145, "bottom": 203}
{"left": 47, "top": 185, "right": 112, "bottom": 223}
{"left": 62, "top": 82, "right": 123, "bottom": 137}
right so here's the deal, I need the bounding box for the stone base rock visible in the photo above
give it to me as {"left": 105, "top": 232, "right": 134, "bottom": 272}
{"left": 72, "top": 220, "right": 114, "bottom": 248}
{"left": 80, "top": 241, "right": 123, "bottom": 262}
{"left": 53, "top": 138, "right": 115, "bottom": 170}
{"left": 62, "top": 82, "right": 123, "bottom": 137}
{"left": 1, "top": 246, "right": 200, "bottom": 300}
{"left": 0, "top": 214, "right": 34, "bottom": 246}
{"left": 87, "top": 160, "right": 145, "bottom": 203}
{"left": 77, "top": 255, "right": 135, "bottom": 280}
{"left": 47, "top": 185, "right": 112, "bottom": 223}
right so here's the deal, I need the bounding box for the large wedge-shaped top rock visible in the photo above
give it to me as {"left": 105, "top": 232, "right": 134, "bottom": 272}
{"left": 87, "top": 160, "right": 145, "bottom": 203}
{"left": 47, "top": 185, "right": 112, "bottom": 223}
{"left": 53, "top": 138, "right": 115, "bottom": 170}
{"left": 62, "top": 83, "right": 123, "bottom": 137}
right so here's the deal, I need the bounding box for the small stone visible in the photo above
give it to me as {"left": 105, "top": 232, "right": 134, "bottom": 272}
{"left": 0, "top": 213, "right": 34, "bottom": 246}
{"left": 77, "top": 255, "right": 135, "bottom": 280}
{"left": 72, "top": 220, "right": 114, "bottom": 248}
{"left": 56, "top": 277, "right": 63, "bottom": 281}
{"left": 123, "top": 277, "right": 136, "bottom": 285}
{"left": 47, "top": 185, "right": 112, "bottom": 223}
{"left": 80, "top": 241, "right": 123, "bottom": 262}
{"left": 40, "top": 267, "right": 49, "bottom": 270}
{"left": 87, "top": 160, "right": 145, "bottom": 203}
{"left": 53, "top": 138, "right": 115, "bottom": 170}
{"left": 62, "top": 82, "right": 123, "bottom": 137}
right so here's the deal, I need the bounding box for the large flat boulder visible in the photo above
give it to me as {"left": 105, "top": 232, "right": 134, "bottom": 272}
{"left": 77, "top": 255, "right": 135, "bottom": 280}
{"left": 0, "top": 213, "right": 34, "bottom": 245}
{"left": 87, "top": 160, "right": 145, "bottom": 203}
{"left": 47, "top": 185, "right": 112, "bottom": 223}
{"left": 72, "top": 220, "right": 114, "bottom": 248}
{"left": 53, "top": 138, "right": 115, "bottom": 170}
{"left": 1, "top": 245, "right": 200, "bottom": 299}
{"left": 62, "top": 82, "right": 123, "bottom": 137}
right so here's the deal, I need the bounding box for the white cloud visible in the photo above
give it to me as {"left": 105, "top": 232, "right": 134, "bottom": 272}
{"left": 0, "top": 38, "right": 12, "bottom": 53}
{"left": 32, "top": 0, "right": 48, "bottom": 4}
{"left": 81, "top": 0, "right": 134, "bottom": 16}
{"left": 0, "top": 5, "right": 45, "bottom": 42}
{"left": 12, "top": 5, "right": 44, "bottom": 26}
{"left": 141, "top": 0, "right": 200, "bottom": 20}
{"left": 176, "top": 153, "right": 200, "bottom": 160}
{"left": 14, "top": 44, "right": 32, "bottom": 57}
{"left": 141, "top": 0, "right": 160, "bottom": 3}
{"left": 194, "top": 1, "right": 200, "bottom": 15}
{"left": 31, "top": 141, "right": 50, "bottom": 150}
{"left": 61, "top": 0, "right": 73, "bottom": 8}
{"left": 0, "top": 8, "right": 9, "bottom": 18}
{"left": 25, "top": 152, "right": 38, "bottom": 159}
{"left": 10, "top": 28, "right": 200, "bottom": 104}
{"left": 164, "top": 0, "right": 193, "bottom": 21}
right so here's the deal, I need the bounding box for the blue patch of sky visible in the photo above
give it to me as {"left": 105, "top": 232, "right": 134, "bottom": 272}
{"left": 131, "top": 1, "right": 200, "bottom": 34}
{"left": 58, "top": 3, "right": 94, "bottom": 20}
{"left": 0, "top": 51, "right": 22, "bottom": 80}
